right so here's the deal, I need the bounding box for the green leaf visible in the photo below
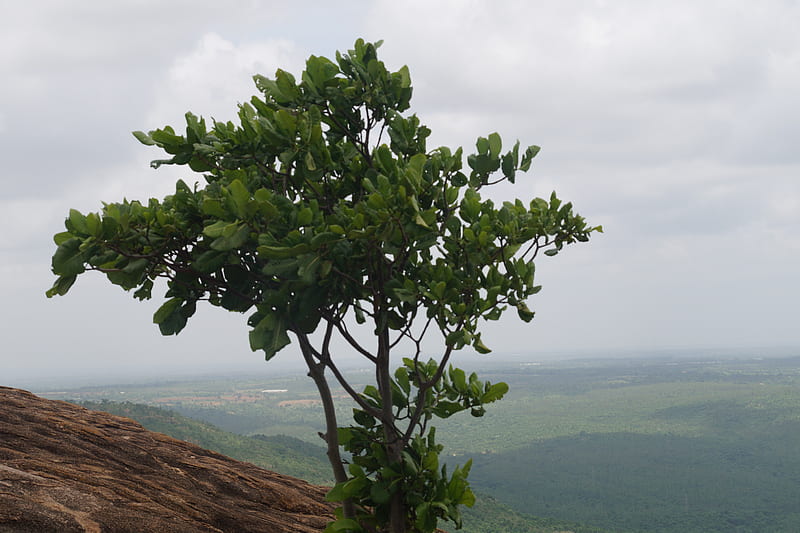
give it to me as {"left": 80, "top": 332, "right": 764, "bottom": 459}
{"left": 275, "top": 69, "right": 299, "bottom": 101}
{"left": 326, "top": 483, "right": 347, "bottom": 502}
{"left": 121, "top": 257, "right": 146, "bottom": 275}
{"left": 85, "top": 213, "right": 102, "bottom": 237}
{"left": 201, "top": 199, "right": 227, "bottom": 218}
{"left": 476, "top": 136, "right": 489, "bottom": 155}
{"left": 353, "top": 409, "right": 376, "bottom": 428}
{"left": 51, "top": 238, "right": 85, "bottom": 277}
{"left": 354, "top": 305, "right": 366, "bottom": 324}
{"left": 451, "top": 172, "right": 468, "bottom": 187}
{"left": 367, "top": 192, "right": 386, "bottom": 210}
{"left": 211, "top": 224, "right": 250, "bottom": 251}
{"left": 395, "top": 366, "right": 411, "bottom": 394}
{"left": 397, "top": 64, "right": 411, "bottom": 88}
{"left": 46, "top": 275, "right": 77, "bottom": 298}
{"left": 297, "top": 254, "right": 321, "bottom": 284}
{"left": 228, "top": 179, "right": 250, "bottom": 218}
{"left": 262, "top": 258, "right": 298, "bottom": 277}
{"left": 370, "top": 483, "right": 391, "bottom": 505}
{"left": 473, "top": 337, "right": 492, "bottom": 354}
{"left": 446, "top": 329, "right": 471, "bottom": 349}
{"left": 516, "top": 302, "right": 536, "bottom": 322}
{"left": 468, "top": 153, "right": 499, "bottom": 176}
{"left": 203, "top": 220, "right": 231, "bottom": 238}
{"left": 450, "top": 367, "right": 467, "bottom": 392}
{"left": 459, "top": 486, "right": 476, "bottom": 507}
{"left": 422, "top": 450, "right": 439, "bottom": 471}
{"left": 133, "top": 279, "right": 153, "bottom": 300}
{"left": 432, "top": 400, "right": 464, "bottom": 418}
{"left": 488, "top": 132, "right": 502, "bottom": 158}
{"left": 481, "top": 382, "right": 509, "bottom": 403}
{"left": 257, "top": 243, "right": 310, "bottom": 259}
{"left": 150, "top": 126, "right": 185, "bottom": 148}
{"left": 193, "top": 250, "right": 228, "bottom": 274}
{"left": 68, "top": 209, "right": 88, "bottom": 234}
{"left": 342, "top": 476, "right": 368, "bottom": 498}
{"left": 304, "top": 151, "right": 317, "bottom": 171}
{"left": 310, "top": 232, "right": 341, "bottom": 247}
{"left": 132, "top": 130, "right": 156, "bottom": 146}
{"left": 274, "top": 109, "right": 297, "bottom": 135}
{"left": 153, "top": 298, "right": 181, "bottom": 324}
{"left": 501, "top": 152, "right": 516, "bottom": 182}
{"left": 406, "top": 153, "right": 426, "bottom": 186}
{"left": 152, "top": 298, "right": 192, "bottom": 336}
{"left": 249, "top": 313, "right": 291, "bottom": 360}
{"left": 297, "top": 207, "right": 313, "bottom": 226}
{"left": 520, "top": 144, "right": 541, "bottom": 171}
{"left": 53, "top": 231, "right": 72, "bottom": 245}
{"left": 362, "top": 385, "right": 381, "bottom": 403}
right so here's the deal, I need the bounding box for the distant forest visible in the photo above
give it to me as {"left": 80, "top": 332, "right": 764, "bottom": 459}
{"left": 63, "top": 354, "right": 800, "bottom": 532}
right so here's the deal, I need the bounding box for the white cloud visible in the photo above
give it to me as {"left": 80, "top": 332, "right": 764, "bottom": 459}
{"left": 145, "top": 33, "right": 306, "bottom": 128}
{"left": 367, "top": 1, "right": 800, "bottom": 170}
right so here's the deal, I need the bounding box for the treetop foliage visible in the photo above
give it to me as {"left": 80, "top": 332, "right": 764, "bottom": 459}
{"left": 49, "top": 38, "right": 598, "bottom": 362}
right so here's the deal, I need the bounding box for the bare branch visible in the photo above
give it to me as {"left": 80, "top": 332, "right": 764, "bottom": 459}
{"left": 328, "top": 316, "right": 378, "bottom": 364}
{"left": 320, "top": 348, "right": 382, "bottom": 418}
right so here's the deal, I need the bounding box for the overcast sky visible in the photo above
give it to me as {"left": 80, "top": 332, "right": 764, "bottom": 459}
{"left": 2, "top": 1, "right": 798, "bottom": 385}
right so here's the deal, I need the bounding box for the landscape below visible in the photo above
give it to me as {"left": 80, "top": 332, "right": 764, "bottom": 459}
{"left": 17, "top": 351, "right": 800, "bottom": 532}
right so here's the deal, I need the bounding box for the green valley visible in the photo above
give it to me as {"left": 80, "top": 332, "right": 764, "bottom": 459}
{"left": 43, "top": 352, "right": 800, "bottom": 532}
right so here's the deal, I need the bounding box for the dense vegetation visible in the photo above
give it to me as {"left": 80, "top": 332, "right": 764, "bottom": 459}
{"left": 459, "top": 356, "right": 800, "bottom": 532}
{"left": 470, "top": 428, "right": 800, "bottom": 532}
{"left": 53, "top": 353, "right": 800, "bottom": 532}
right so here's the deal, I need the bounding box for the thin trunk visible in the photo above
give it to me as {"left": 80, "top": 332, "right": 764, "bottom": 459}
{"left": 376, "top": 323, "right": 407, "bottom": 533}
{"left": 297, "top": 334, "right": 355, "bottom": 519}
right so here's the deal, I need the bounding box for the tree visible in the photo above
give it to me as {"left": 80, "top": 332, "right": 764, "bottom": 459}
{"left": 48, "top": 39, "right": 600, "bottom": 533}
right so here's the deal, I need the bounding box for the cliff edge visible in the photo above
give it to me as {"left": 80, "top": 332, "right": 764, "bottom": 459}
{"left": 0, "top": 386, "right": 333, "bottom": 532}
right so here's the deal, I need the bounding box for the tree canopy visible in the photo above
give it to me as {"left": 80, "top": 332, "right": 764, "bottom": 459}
{"left": 49, "top": 39, "right": 600, "bottom": 533}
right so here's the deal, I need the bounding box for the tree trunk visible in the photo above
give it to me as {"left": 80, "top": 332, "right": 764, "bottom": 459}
{"left": 297, "top": 335, "right": 355, "bottom": 519}
{"left": 375, "top": 325, "right": 407, "bottom": 533}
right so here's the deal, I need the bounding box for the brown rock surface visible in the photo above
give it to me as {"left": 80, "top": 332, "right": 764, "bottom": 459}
{"left": 0, "top": 386, "right": 334, "bottom": 532}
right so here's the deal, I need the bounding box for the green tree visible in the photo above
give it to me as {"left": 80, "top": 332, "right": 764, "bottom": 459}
{"left": 48, "top": 39, "right": 599, "bottom": 533}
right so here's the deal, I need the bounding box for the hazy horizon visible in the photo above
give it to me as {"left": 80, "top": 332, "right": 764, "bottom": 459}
{"left": 12, "top": 345, "right": 799, "bottom": 392}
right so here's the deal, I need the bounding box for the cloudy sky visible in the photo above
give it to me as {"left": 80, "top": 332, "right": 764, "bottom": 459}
{"left": 2, "top": 1, "right": 798, "bottom": 385}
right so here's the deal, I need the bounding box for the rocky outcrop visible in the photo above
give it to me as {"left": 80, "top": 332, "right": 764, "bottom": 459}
{"left": 0, "top": 386, "right": 333, "bottom": 532}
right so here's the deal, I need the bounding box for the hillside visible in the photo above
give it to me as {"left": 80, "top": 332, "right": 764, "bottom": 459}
{"left": 75, "top": 399, "right": 602, "bottom": 533}
{"left": 0, "top": 386, "right": 333, "bottom": 532}
{"left": 79, "top": 400, "right": 333, "bottom": 485}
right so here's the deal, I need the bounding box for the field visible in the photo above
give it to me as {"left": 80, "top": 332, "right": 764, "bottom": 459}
{"left": 38, "top": 351, "right": 800, "bottom": 532}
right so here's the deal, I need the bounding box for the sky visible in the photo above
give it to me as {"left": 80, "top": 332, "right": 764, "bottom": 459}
{"left": 2, "top": 1, "right": 799, "bottom": 385}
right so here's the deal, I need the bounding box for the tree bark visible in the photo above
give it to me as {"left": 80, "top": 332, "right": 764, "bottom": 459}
{"left": 296, "top": 333, "right": 355, "bottom": 519}
{"left": 375, "top": 324, "right": 407, "bottom": 533}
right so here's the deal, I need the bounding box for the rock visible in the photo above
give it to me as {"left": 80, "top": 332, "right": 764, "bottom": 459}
{"left": 0, "top": 386, "right": 334, "bottom": 532}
